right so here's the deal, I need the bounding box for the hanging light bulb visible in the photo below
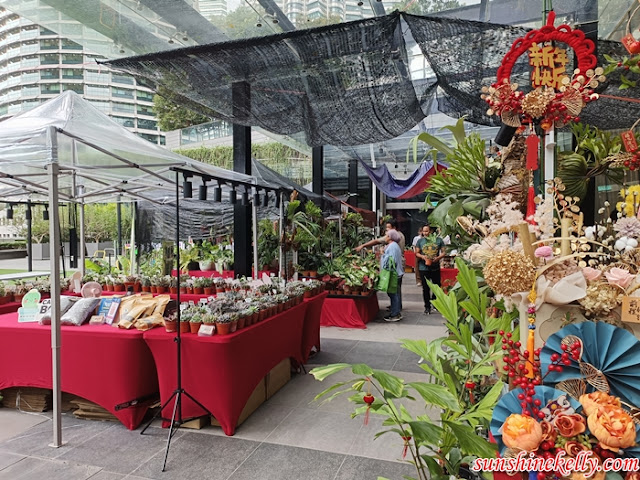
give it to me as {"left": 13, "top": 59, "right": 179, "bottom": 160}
{"left": 229, "top": 187, "right": 237, "bottom": 204}
{"left": 241, "top": 187, "right": 249, "bottom": 206}
{"left": 253, "top": 189, "right": 260, "bottom": 205}
{"left": 6, "top": 203, "right": 13, "bottom": 220}
{"left": 25, "top": 206, "right": 31, "bottom": 221}
{"left": 275, "top": 193, "right": 281, "bottom": 208}
{"left": 263, "top": 191, "right": 269, "bottom": 207}
{"left": 43, "top": 205, "right": 49, "bottom": 220}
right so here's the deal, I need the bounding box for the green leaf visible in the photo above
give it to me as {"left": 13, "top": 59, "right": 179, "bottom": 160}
{"left": 408, "top": 382, "right": 461, "bottom": 412}
{"left": 313, "top": 380, "right": 351, "bottom": 402}
{"left": 401, "top": 339, "right": 430, "bottom": 359}
{"left": 469, "top": 365, "right": 495, "bottom": 377}
{"left": 310, "top": 363, "right": 350, "bottom": 381}
{"left": 472, "top": 381, "right": 504, "bottom": 414}
{"left": 372, "top": 370, "right": 405, "bottom": 397}
{"left": 603, "top": 53, "right": 616, "bottom": 63}
{"left": 351, "top": 364, "right": 374, "bottom": 376}
{"left": 413, "top": 132, "right": 454, "bottom": 157}
{"left": 409, "top": 420, "right": 443, "bottom": 446}
{"left": 421, "top": 455, "right": 444, "bottom": 477}
{"left": 439, "top": 117, "right": 467, "bottom": 145}
{"left": 443, "top": 421, "right": 497, "bottom": 458}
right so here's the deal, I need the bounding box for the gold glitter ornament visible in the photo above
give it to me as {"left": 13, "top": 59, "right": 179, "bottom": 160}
{"left": 521, "top": 87, "right": 555, "bottom": 119}
{"left": 483, "top": 251, "right": 536, "bottom": 296}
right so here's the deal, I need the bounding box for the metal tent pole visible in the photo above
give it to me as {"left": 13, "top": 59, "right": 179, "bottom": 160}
{"left": 47, "top": 126, "right": 62, "bottom": 448}
{"left": 278, "top": 191, "right": 284, "bottom": 278}
{"left": 26, "top": 200, "right": 32, "bottom": 272}
{"left": 79, "top": 196, "right": 85, "bottom": 278}
{"left": 252, "top": 191, "right": 259, "bottom": 279}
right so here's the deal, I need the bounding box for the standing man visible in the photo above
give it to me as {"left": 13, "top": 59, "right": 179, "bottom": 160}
{"left": 415, "top": 224, "right": 445, "bottom": 314}
{"left": 411, "top": 227, "right": 423, "bottom": 286}
{"left": 381, "top": 229, "right": 404, "bottom": 322}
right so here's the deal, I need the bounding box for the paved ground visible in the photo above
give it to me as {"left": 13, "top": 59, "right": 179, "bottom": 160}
{"left": 0, "top": 267, "right": 446, "bottom": 480}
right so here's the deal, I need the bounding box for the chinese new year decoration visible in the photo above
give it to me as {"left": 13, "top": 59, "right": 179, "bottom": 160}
{"left": 481, "top": 11, "right": 605, "bottom": 131}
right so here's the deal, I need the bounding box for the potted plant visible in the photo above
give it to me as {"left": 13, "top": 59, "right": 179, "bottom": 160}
{"left": 156, "top": 276, "right": 170, "bottom": 294}
{"left": 169, "top": 276, "right": 178, "bottom": 295}
{"left": 164, "top": 311, "right": 177, "bottom": 333}
{"left": 0, "top": 282, "right": 10, "bottom": 305}
{"left": 202, "top": 277, "right": 215, "bottom": 296}
{"left": 189, "top": 310, "right": 203, "bottom": 334}
{"left": 215, "top": 312, "right": 233, "bottom": 335}
{"left": 113, "top": 276, "right": 125, "bottom": 292}
{"left": 140, "top": 276, "right": 151, "bottom": 293}
{"left": 179, "top": 282, "right": 188, "bottom": 294}
{"left": 214, "top": 277, "right": 225, "bottom": 294}
{"left": 193, "top": 277, "right": 206, "bottom": 295}
{"left": 124, "top": 275, "right": 136, "bottom": 291}
{"left": 186, "top": 278, "right": 194, "bottom": 294}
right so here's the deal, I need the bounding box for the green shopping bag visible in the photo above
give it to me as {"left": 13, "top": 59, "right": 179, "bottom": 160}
{"left": 377, "top": 256, "right": 398, "bottom": 294}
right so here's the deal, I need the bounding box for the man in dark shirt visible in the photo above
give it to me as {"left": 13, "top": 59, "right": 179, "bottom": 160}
{"left": 414, "top": 224, "right": 445, "bottom": 314}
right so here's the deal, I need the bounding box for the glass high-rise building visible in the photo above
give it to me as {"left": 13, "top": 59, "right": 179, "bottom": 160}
{"left": 0, "top": 6, "right": 165, "bottom": 145}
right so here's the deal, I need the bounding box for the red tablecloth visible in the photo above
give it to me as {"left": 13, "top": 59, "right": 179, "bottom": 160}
{"left": 320, "top": 294, "right": 380, "bottom": 329}
{"left": 0, "top": 301, "right": 20, "bottom": 315}
{"left": 404, "top": 250, "right": 415, "bottom": 269}
{"left": 143, "top": 301, "right": 308, "bottom": 436}
{"left": 440, "top": 268, "right": 459, "bottom": 292}
{"left": 301, "top": 291, "right": 328, "bottom": 363}
{"left": 0, "top": 313, "right": 158, "bottom": 430}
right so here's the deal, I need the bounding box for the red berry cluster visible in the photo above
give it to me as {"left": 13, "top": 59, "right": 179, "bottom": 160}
{"left": 498, "top": 331, "right": 579, "bottom": 419}
{"left": 623, "top": 150, "right": 640, "bottom": 171}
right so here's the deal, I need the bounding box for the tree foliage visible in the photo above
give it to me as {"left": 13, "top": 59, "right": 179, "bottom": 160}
{"left": 152, "top": 86, "right": 211, "bottom": 132}
{"left": 395, "top": 0, "right": 461, "bottom": 14}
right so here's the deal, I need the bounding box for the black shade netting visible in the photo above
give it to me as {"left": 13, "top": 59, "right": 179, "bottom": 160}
{"left": 108, "top": 10, "right": 640, "bottom": 145}
{"left": 106, "top": 12, "right": 429, "bottom": 147}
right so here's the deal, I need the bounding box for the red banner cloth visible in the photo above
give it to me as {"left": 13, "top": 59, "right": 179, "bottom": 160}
{"left": 301, "top": 291, "right": 328, "bottom": 363}
{"left": 142, "top": 301, "right": 308, "bottom": 436}
{"left": 404, "top": 250, "right": 416, "bottom": 269}
{"left": 0, "top": 313, "right": 158, "bottom": 430}
{"left": 320, "top": 294, "right": 380, "bottom": 329}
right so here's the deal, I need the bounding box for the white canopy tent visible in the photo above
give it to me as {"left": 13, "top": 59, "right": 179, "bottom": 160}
{"left": 0, "top": 91, "right": 261, "bottom": 447}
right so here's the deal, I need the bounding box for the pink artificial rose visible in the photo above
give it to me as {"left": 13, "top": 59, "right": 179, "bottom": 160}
{"left": 582, "top": 267, "right": 602, "bottom": 282}
{"left": 604, "top": 267, "right": 634, "bottom": 289}
{"left": 534, "top": 246, "right": 554, "bottom": 260}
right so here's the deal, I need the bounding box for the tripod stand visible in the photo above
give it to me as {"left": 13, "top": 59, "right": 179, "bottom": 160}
{"left": 139, "top": 171, "right": 212, "bottom": 472}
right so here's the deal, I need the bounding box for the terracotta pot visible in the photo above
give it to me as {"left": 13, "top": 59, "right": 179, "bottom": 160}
{"left": 179, "top": 287, "right": 187, "bottom": 294}
{"left": 309, "top": 270, "right": 317, "bottom": 278}
{"left": 133, "top": 282, "right": 142, "bottom": 293}
{"left": 106, "top": 284, "right": 114, "bottom": 292}
{"left": 142, "top": 285, "right": 151, "bottom": 292}
{"left": 343, "top": 286, "right": 351, "bottom": 295}
{"left": 187, "top": 287, "right": 194, "bottom": 294}
{"left": 230, "top": 319, "right": 238, "bottom": 333}
{"left": 179, "top": 321, "right": 190, "bottom": 334}
{"left": 159, "top": 286, "right": 169, "bottom": 294}
{"left": 277, "top": 304, "right": 283, "bottom": 313}
{"left": 165, "top": 320, "right": 177, "bottom": 333}
{"left": 114, "top": 284, "right": 125, "bottom": 292}
{"left": 189, "top": 322, "right": 201, "bottom": 334}
{"left": 194, "top": 287, "right": 204, "bottom": 294}
{"left": 204, "top": 287, "right": 214, "bottom": 295}
{"left": 0, "top": 295, "right": 9, "bottom": 305}
{"left": 14, "top": 294, "right": 25, "bottom": 303}
{"left": 302, "top": 270, "right": 311, "bottom": 278}
{"left": 303, "top": 290, "right": 312, "bottom": 299}
{"left": 216, "top": 322, "right": 231, "bottom": 335}
{"left": 360, "top": 290, "right": 369, "bottom": 296}
{"left": 150, "top": 286, "right": 157, "bottom": 293}
{"left": 216, "top": 288, "right": 225, "bottom": 294}
{"left": 124, "top": 282, "right": 134, "bottom": 291}
{"left": 237, "top": 317, "right": 246, "bottom": 330}
{"left": 170, "top": 287, "right": 178, "bottom": 294}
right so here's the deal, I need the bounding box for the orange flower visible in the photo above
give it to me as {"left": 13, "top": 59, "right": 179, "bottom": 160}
{"left": 564, "top": 440, "right": 588, "bottom": 457}
{"left": 587, "top": 405, "right": 636, "bottom": 452}
{"left": 502, "top": 414, "right": 543, "bottom": 451}
{"left": 555, "top": 413, "right": 586, "bottom": 438}
{"left": 580, "top": 392, "right": 621, "bottom": 417}
{"left": 540, "top": 420, "right": 557, "bottom": 444}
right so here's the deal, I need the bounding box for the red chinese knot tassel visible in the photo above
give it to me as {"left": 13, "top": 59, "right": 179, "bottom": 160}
{"left": 363, "top": 393, "right": 374, "bottom": 425}
{"left": 526, "top": 133, "right": 540, "bottom": 171}
{"left": 526, "top": 185, "right": 536, "bottom": 224}
{"left": 401, "top": 436, "right": 412, "bottom": 459}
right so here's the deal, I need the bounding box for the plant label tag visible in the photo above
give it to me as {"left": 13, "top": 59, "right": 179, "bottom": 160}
{"left": 622, "top": 34, "right": 638, "bottom": 54}
{"left": 180, "top": 303, "right": 188, "bottom": 311}
{"left": 622, "top": 130, "right": 638, "bottom": 152}
{"left": 198, "top": 298, "right": 207, "bottom": 306}
{"left": 622, "top": 296, "right": 640, "bottom": 323}
{"left": 188, "top": 300, "right": 195, "bottom": 306}
{"left": 262, "top": 273, "right": 272, "bottom": 283}
{"left": 199, "top": 324, "right": 215, "bottom": 336}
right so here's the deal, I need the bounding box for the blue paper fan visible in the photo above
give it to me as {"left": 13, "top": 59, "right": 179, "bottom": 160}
{"left": 490, "top": 385, "right": 581, "bottom": 454}
{"left": 540, "top": 321, "right": 640, "bottom": 408}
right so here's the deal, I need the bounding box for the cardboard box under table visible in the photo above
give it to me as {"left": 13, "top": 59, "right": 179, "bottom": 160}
{"left": 0, "top": 312, "right": 158, "bottom": 430}
{"left": 142, "top": 301, "right": 308, "bottom": 436}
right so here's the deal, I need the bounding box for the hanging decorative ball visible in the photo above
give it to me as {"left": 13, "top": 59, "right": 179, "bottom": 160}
{"left": 363, "top": 394, "right": 375, "bottom": 405}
